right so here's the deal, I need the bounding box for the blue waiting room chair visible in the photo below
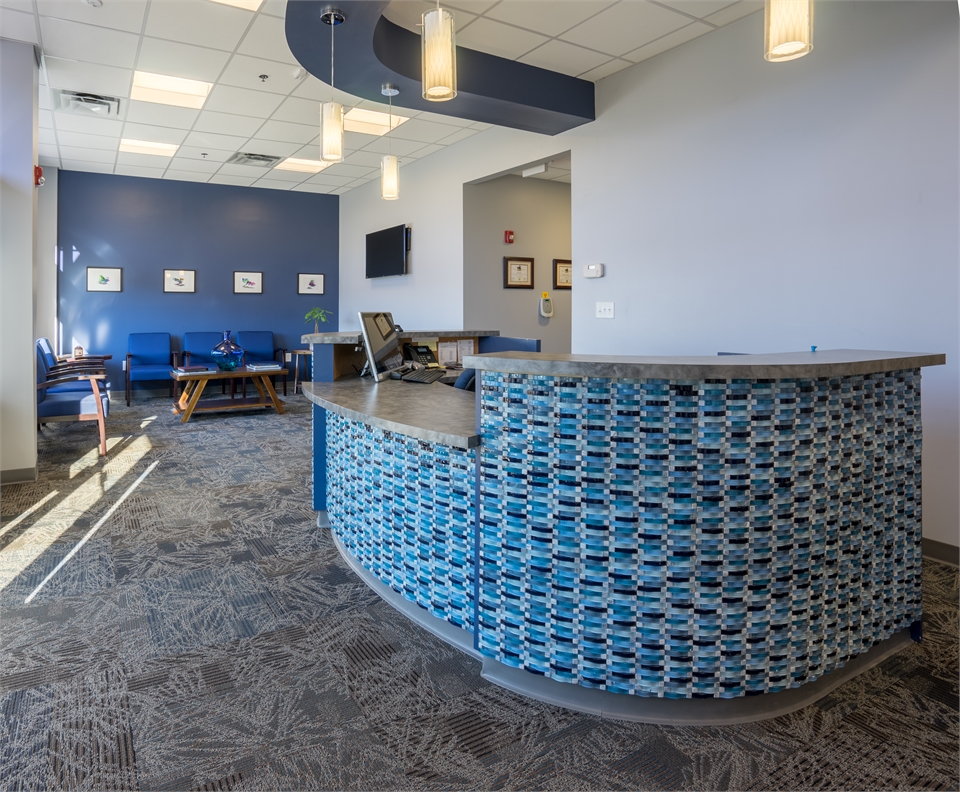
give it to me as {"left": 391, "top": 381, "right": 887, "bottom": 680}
{"left": 37, "top": 352, "right": 110, "bottom": 456}
{"left": 237, "top": 331, "right": 287, "bottom": 396}
{"left": 36, "top": 341, "right": 110, "bottom": 394}
{"left": 454, "top": 336, "right": 542, "bottom": 393}
{"left": 126, "top": 333, "right": 178, "bottom": 406}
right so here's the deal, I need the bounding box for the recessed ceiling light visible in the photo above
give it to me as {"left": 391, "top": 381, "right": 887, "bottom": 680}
{"left": 274, "top": 158, "right": 330, "bottom": 174}
{"left": 119, "top": 138, "right": 179, "bottom": 156}
{"left": 209, "top": 0, "right": 263, "bottom": 11}
{"left": 343, "top": 108, "right": 409, "bottom": 137}
{"left": 131, "top": 71, "right": 212, "bottom": 109}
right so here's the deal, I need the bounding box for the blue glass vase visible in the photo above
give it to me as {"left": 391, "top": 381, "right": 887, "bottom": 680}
{"left": 212, "top": 331, "right": 244, "bottom": 371}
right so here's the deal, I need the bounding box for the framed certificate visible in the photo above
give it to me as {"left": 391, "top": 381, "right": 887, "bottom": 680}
{"left": 553, "top": 259, "right": 572, "bottom": 290}
{"left": 503, "top": 257, "right": 534, "bottom": 289}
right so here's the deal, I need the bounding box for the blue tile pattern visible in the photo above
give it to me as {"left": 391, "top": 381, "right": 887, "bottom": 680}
{"left": 477, "top": 370, "right": 923, "bottom": 699}
{"left": 326, "top": 413, "right": 477, "bottom": 631}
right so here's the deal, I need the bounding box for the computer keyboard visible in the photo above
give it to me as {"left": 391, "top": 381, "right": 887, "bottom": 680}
{"left": 401, "top": 368, "right": 446, "bottom": 384}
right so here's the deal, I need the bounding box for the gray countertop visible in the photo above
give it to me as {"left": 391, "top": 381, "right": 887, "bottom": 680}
{"left": 302, "top": 329, "right": 500, "bottom": 345}
{"left": 303, "top": 377, "right": 478, "bottom": 449}
{"left": 461, "top": 349, "right": 945, "bottom": 380}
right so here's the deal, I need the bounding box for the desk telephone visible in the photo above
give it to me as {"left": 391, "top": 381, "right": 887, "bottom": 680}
{"left": 404, "top": 344, "right": 440, "bottom": 369}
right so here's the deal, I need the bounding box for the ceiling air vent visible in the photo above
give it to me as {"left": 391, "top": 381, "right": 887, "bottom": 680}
{"left": 54, "top": 90, "right": 120, "bottom": 117}
{"left": 226, "top": 152, "right": 282, "bottom": 167}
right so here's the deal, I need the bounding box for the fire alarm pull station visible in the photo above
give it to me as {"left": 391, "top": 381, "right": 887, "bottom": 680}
{"left": 504, "top": 230, "right": 514, "bottom": 244}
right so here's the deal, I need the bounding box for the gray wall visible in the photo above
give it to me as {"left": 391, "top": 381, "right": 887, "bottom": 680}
{"left": 463, "top": 175, "right": 571, "bottom": 353}
{"left": 339, "top": 1, "right": 959, "bottom": 547}
{"left": 1, "top": 37, "right": 39, "bottom": 482}
{"left": 37, "top": 166, "right": 58, "bottom": 350}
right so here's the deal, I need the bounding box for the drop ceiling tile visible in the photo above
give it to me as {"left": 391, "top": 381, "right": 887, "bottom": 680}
{"left": 204, "top": 84, "right": 284, "bottom": 117}
{"left": 291, "top": 77, "right": 356, "bottom": 105}
{"left": 39, "top": 127, "right": 57, "bottom": 145}
{"left": 485, "top": 1, "right": 609, "bottom": 37}
{"left": 237, "top": 13, "right": 297, "bottom": 64}
{"left": 291, "top": 182, "right": 337, "bottom": 194}
{"left": 39, "top": 17, "right": 139, "bottom": 69}
{"left": 259, "top": 167, "right": 308, "bottom": 182}
{"left": 169, "top": 155, "right": 222, "bottom": 173}
{"left": 136, "top": 37, "right": 231, "bottom": 83}
{"left": 317, "top": 163, "right": 375, "bottom": 179}
{"left": 560, "top": 1, "right": 690, "bottom": 57}
{"left": 60, "top": 160, "right": 114, "bottom": 173}
{"left": 164, "top": 169, "right": 211, "bottom": 182}
{"left": 552, "top": 172, "right": 571, "bottom": 183}
{"left": 436, "top": 127, "right": 478, "bottom": 145}
{"left": 183, "top": 129, "right": 250, "bottom": 151}
{"left": 415, "top": 109, "right": 475, "bottom": 128}
{"left": 519, "top": 40, "right": 611, "bottom": 77}
{"left": 702, "top": 0, "right": 762, "bottom": 26}
{"left": 331, "top": 186, "right": 353, "bottom": 195}
{"left": 39, "top": 109, "right": 54, "bottom": 128}
{"left": 117, "top": 151, "right": 175, "bottom": 167}
{"left": 38, "top": 143, "right": 59, "bottom": 158}
{"left": 444, "top": 1, "right": 499, "bottom": 14}
{"left": 0, "top": 0, "right": 33, "bottom": 11}
{"left": 36, "top": 0, "right": 147, "bottom": 34}
{"left": 144, "top": 0, "right": 253, "bottom": 51}
{"left": 219, "top": 53, "right": 302, "bottom": 94}
{"left": 382, "top": 1, "right": 477, "bottom": 34}
{"left": 254, "top": 119, "right": 317, "bottom": 143}
{"left": 56, "top": 130, "right": 119, "bottom": 150}
{"left": 456, "top": 17, "right": 548, "bottom": 60}
{"left": 172, "top": 146, "right": 232, "bottom": 162}
{"left": 406, "top": 142, "right": 443, "bottom": 159}
{"left": 470, "top": 121, "right": 492, "bottom": 130}
{"left": 343, "top": 150, "right": 385, "bottom": 168}
{"left": 121, "top": 122, "right": 187, "bottom": 145}
{"left": 342, "top": 130, "right": 378, "bottom": 151}
{"left": 115, "top": 164, "right": 167, "bottom": 178}
{"left": 361, "top": 136, "right": 425, "bottom": 157}
{"left": 59, "top": 145, "right": 116, "bottom": 164}
{"left": 388, "top": 118, "right": 463, "bottom": 144}
{"left": 241, "top": 139, "right": 301, "bottom": 157}
{"left": 304, "top": 173, "right": 354, "bottom": 187}
{"left": 651, "top": 0, "right": 736, "bottom": 19}
{"left": 623, "top": 20, "right": 713, "bottom": 62}
{"left": 250, "top": 179, "right": 294, "bottom": 190}
{"left": 260, "top": 0, "right": 286, "bottom": 18}
{"left": 216, "top": 163, "right": 276, "bottom": 178}
{"left": 549, "top": 152, "right": 572, "bottom": 169}
{"left": 39, "top": 155, "right": 61, "bottom": 168}
{"left": 1, "top": 8, "right": 38, "bottom": 44}
{"left": 209, "top": 174, "right": 258, "bottom": 186}
{"left": 577, "top": 58, "right": 632, "bottom": 81}
{"left": 124, "top": 100, "right": 200, "bottom": 129}
{"left": 194, "top": 111, "right": 264, "bottom": 137}
{"left": 39, "top": 88, "right": 52, "bottom": 109}
{"left": 44, "top": 58, "right": 132, "bottom": 98}
{"left": 52, "top": 113, "right": 122, "bottom": 137}
{"left": 272, "top": 96, "right": 321, "bottom": 126}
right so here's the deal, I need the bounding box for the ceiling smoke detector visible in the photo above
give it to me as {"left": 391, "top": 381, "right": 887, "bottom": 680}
{"left": 82, "top": 0, "right": 103, "bottom": 7}
{"left": 54, "top": 90, "right": 120, "bottom": 117}
{"left": 226, "top": 152, "right": 282, "bottom": 167}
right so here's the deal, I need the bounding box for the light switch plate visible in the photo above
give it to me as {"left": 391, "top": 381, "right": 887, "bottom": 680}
{"left": 596, "top": 301, "right": 615, "bottom": 319}
{"left": 285, "top": 352, "right": 292, "bottom": 362}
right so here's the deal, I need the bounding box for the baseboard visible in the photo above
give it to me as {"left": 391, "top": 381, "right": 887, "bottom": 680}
{"left": 923, "top": 537, "right": 959, "bottom": 567}
{"left": 1, "top": 465, "right": 38, "bottom": 485}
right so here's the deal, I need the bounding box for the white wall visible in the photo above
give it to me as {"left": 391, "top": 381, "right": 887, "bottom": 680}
{"left": 339, "top": 2, "right": 959, "bottom": 546}
{"left": 463, "top": 175, "right": 571, "bottom": 353}
{"left": 36, "top": 166, "right": 58, "bottom": 350}
{"left": 0, "top": 37, "right": 39, "bottom": 482}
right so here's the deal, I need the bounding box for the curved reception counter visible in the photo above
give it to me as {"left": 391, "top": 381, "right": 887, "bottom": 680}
{"left": 303, "top": 348, "right": 945, "bottom": 723}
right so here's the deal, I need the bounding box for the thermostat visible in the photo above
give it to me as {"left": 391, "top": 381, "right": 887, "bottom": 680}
{"left": 583, "top": 263, "right": 604, "bottom": 279}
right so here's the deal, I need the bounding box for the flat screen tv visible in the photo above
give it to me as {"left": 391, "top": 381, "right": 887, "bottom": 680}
{"left": 366, "top": 224, "right": 408, "bottom": 279}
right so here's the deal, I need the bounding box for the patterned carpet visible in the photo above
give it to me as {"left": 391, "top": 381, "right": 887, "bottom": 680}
{"left": 1, "top": 396, "right": 957, "bottom": 792}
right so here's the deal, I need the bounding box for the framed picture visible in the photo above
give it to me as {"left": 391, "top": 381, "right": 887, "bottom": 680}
{"left": 86, "top": 267, "right": 122, "bottom": 292}
{"left": 298, "top": 273, "right": 324, "bottom": 295}
{"left": 234, "top": 271, "right": 263, "bottom": 294}
{"left": 503, "top": 257, "right": 534, "bottom": 289}
{"left": 164, "top": 269, "right": 196, "bottom": 293}
{"left": 553, "top": 259, "right": 572, "bottom": 290}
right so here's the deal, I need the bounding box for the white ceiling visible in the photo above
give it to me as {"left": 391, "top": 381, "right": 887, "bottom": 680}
{"left": 0, "top": 0, "right": 762, "bottom": 193}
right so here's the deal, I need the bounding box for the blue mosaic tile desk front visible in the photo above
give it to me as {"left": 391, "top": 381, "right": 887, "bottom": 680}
{"left": 325, "top": 369, "right": 923, "bottom": 700}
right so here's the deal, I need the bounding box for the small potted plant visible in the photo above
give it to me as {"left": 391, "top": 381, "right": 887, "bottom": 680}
{"left": 305, "top": 307, "right": 334, "bottom": 334}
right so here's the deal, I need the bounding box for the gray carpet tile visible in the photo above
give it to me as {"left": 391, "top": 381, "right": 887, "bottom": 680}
{"left": 0, "top": 395, "right": 957, "bottom": 791}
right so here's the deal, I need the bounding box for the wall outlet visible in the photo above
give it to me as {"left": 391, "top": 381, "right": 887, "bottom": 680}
{"left": 596, "top": 301, "right": 615, "bottom": 319}
{"left": 285, "top": 352, "right": 292, "bottom": 362}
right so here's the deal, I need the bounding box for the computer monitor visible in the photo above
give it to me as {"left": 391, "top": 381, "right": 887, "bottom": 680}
{"left": 358, "top": 311, "right": 405, "bottom": 381}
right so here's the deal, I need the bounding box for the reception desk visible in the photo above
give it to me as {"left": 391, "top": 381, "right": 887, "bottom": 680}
{"left": 303, "top": 348, "right": 945, "bottom": 723}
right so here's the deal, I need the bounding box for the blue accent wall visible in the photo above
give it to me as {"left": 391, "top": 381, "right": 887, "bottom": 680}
{"left": 57, "top": 171, "right": 338, "bottom": 390}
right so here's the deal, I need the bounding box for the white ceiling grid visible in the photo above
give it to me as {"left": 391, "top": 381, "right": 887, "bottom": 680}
{"left": 1, "top": 0, "right": 762, "bottom": 193}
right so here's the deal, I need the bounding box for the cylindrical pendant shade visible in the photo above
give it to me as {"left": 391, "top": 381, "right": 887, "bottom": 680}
{"left": 764, "top": 0, "right": 813, "bottom": 62}
{"left": 320, "top": 101, "right": 344, "bottom": 162}
{"left": 422, "top": 6, "right": 456, "bottom": 101}
{"left": 381, "top": 155, "right": 399, "bottom": 200}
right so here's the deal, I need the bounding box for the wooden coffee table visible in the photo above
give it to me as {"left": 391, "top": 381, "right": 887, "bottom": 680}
{"left": 170, "top": 367, "right": 285, "bottom": 423}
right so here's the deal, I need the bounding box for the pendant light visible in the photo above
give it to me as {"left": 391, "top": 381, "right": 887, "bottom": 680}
{"left": 764, "top": 0, "right": 813, "bottom": 62}
{"left": 421, "top": 0, "right": 456, "bottom": 101}
{"left": 320, "top": 9, "right": 344, "bottom": 162}
{"left": 381, "top": 85, "right": 399, "bottom": 201}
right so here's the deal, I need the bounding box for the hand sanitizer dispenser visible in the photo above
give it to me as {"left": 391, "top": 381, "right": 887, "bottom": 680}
{"left": 539, "top": 291, "right": 554, "bottom": 318}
